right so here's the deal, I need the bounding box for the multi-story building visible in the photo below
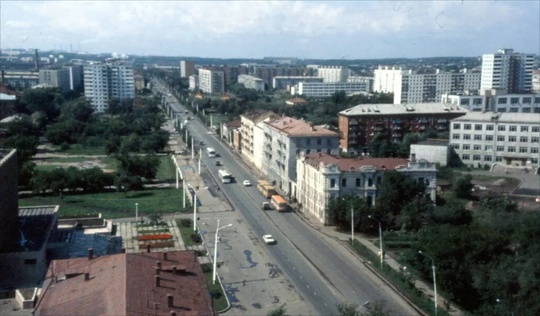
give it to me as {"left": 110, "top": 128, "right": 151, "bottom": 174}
{"left": 39, "top": 68, "right": 71, "bottom": 92}
{"left": 339, "top": 103, "right": 468, "bottom": 154}
{"left": 260, "top": 116, "right": 340, "bottom": 197}
{"left": 238, "top": 74, "right": 265, "bottom": 91}
{"left": 83, "top": 59, "right": 135, "bottom": 112}
{"left": 296, "top": 153, "right": 437, "bottom": 224}
{"left": 450, "top": 112, "right": 540, "bottom": 167}
{"left": 532, "top": 69, "right": 540, "bottom": 93}
{"left": 198, "top": 69, "right": 225, "bottom": 94}
{"left": 442, "top": 90, "right": 540, "bottom": 113}
{"left": 291, "top": 81, "right": 370, "bottom": 97}
{"left": 250, "top": 65, "right": 312, "bottom": 86}
{"left": 134, "top": 73, "right": 145, "bottom": 91}
{"left": 272, "top": 76, "right": 323, "bottom": 90}
{"left": 1, "top": 70, "right": 39, "bottom": 89}
{"left": 180, "top": 60, "right": 195, "bottom": 78}
{"left": 240, "top": 110, "right": 279, "bottom": 170}
{"left": 373, "top": 66, "right": 405, "bottom": 93}
{"left": 481, "top": 48, "right": 537, "bottom": 93}
{"left": 189, "top": 75, "right": 198, "bottom": 91}
{"left": 316, "top": 66, "right": 351, "bottom": 83}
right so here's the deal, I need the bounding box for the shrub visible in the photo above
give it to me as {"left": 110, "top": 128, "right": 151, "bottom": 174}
{"left": 180, "top": 218, "right": 192, "bottom": 227}
{"left": 191, "top": 233, "right": 202, "bottom": 243}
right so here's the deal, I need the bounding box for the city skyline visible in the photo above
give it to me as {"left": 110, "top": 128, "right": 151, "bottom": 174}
{"left": 1, "top": 1, "right": 539, "bottom": 59}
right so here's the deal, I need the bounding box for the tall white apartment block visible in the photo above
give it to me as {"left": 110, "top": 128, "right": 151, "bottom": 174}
{"left": 180, "top": 60, "right": 195, "bottom": 78}
{"left": 373, "top": 66, "right": 405, "bottom": 93}
{"left": 481, "top": 49, "right": 538, "bottom": 93}
{"left": 238, "top": 74, "right": 265, "bottom": 91}
{"left": 188, "top": 75, "right": 198, "bottom": 91}
{"left": 450, "top": 112, "right": 540, "bottom": 167}
{"left": 198, "top": 69, "right": 225, "bottom": 94}
{"left": 316, "top": 66, "right": 350, "bottom": 83}
{"left": 83, "top": 59, "right": 135, "bottom": 113}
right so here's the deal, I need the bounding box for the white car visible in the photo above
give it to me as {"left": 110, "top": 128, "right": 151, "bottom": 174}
{"left": 243, "top": 180, "right": 251, "bottom": 186}
{"left": 262, "top": 235, "right": 276, "bottom": 244}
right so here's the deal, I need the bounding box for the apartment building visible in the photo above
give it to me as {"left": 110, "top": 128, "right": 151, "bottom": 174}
{"left": 260, "top": 116, "right": 340, "bottom": 197}
{"left": 198, "top": 69, "right": 225, "bottom": 94}
{"left": 450, "top": 112, "right": 540, "bottom": 167}
{"left": 66, "top": 64, "right": 83, "bottom": 91}
{"left": 39, "top": 68, "right": 71, "bottom": 92}
{"left": 373, "top": 66, "right": 405, "bottom": 93}
{"left": 442, "top": 90, "right": 540, "bottom": 113}
{"left": 316, "top": 66, "right": 351, "bottom": 83}
{"left": 532, "top": 69, "right": 540, "bottom": 93}
{"left": 272, "top": 76, "right": 323, "bottom": 90}
{"left": 481, "top": 48, "right": 537, "bottom": 93}
{"left": 296, "top": 153, "right": 437, "bottom": 224}
{"left": 83, "top": 59, "right": 135, "bottom": 112}
{"left": 189, "top": 74, "right": 198, "bottom": 91}
{"left": 251, "top": 65, "right": 312, "bottom": 86}
{"left": 291, "top": 81, "right": 370, "bottom": 97}
{"left": 238, "top": 74, "right": 265, "bottom": 91}
{"left": 180, "top": 60, "right": 195, "bottom": 78}
{"left": 240, "top": 110, "right": 279, "bottom": 169}
{"left": 339, "top": 103, "right": 468, "bottom": 154}
{"left": 1, "top": 70, "right": 39, "bottom": 89}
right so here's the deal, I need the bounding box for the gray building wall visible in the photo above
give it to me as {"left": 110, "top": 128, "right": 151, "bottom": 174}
{"left": 0, "top": 149, "right": 18, "bottom": 252}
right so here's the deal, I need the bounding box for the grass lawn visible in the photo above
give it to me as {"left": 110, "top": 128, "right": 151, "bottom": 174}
{"left": 176, "top": 219, "right": 201, "bottom": 248}
{"left": 19, "top": 188, "right": 191, "bottom": 219}
{"left": 156, "top": 155, "right": 176, "bottom": 181}
{"left": 52, "top": 145, "right": 106, "bottom": 155}
{"left": 202, "top": 265, "right": 228, "bottom": 312}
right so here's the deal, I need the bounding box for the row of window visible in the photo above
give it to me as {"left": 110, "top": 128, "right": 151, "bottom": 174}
{"left": 498, "top": 108, "right": 540, "bottom": 113}
{"left": 461, "top": 155, "right": 539, "bottom": 164}
{"left": 452, "top": 134, "right": 540, "bottom": 142}
{"left": 454, "top": 143, "right": 539, "bottom": 153}
{"left": 330, "top": 176, "right": 381, "bottom": 188}
{"left": 454, "top": 123, "right": 540, "bottom": 132}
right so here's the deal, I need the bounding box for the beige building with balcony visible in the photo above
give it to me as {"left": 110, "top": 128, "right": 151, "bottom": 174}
{"left": 240, "top": 110, "right": 279, "bottom": 169}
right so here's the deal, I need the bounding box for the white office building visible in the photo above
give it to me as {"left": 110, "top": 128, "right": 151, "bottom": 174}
{"left": 198, "top": 69, "right": 225, "bottom": 94}
{"left": 442, "top": 90, "right": 540, "bottom": 113}
{"left": 481, "top": 49, "right": 537, "bottom": 93}
{"left": 316, "top": 66, "right": 351, "bottom": 83}
{"left": 83, "top": 59, "right": 135, "bottom": 112}
{"left": 272, "top": 76, "right": 323, "bottom": 90}
{"left": 238, "top": 74, "right": 265, "bottom": 91}
{"left": 373, "top": 66, "right": 405, "bottom": 93}
{"left": 291, "top": 82, "right": 370, "bottom": 97}
{"left": 450, "top": 112, "right": 540, "bottom": 167}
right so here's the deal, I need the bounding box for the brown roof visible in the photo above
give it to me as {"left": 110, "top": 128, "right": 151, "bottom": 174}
{"left": 266, "top": 116, "right": 338, "bottom": 137}
{"left": 0, "top": 83, "right": 22, "bottom": 96}
{"left": 240, "top": 109, "right": 274, "bottom": 121}
{"left": 286, "top": 97, "right": 307, "bottom": 105}
{"left": 224, "top": 119, "right": 241, "bottom": 128}
{"left": 35, "top": 251, "right": 215, "bottom": 316}
{"left": 303, "top": 152, "right": 408, "bottom": 172}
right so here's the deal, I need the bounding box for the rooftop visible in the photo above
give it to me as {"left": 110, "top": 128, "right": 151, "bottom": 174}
{"left": 224, "top": 119, "right": 241, "bottom": 128}
{"left": 340, "top": 103, "right": 468, "bottom": 116}
{"left": 414, "top": 139, "right": 449, "bottom": 147}
{"left": 303, "top": 152, "right": 409, "bottom": 172}
{"left": 452, "top": 112, "right": 540, "bottom": 124}
{"left": 266, "top": 116, "right": 338, "bottom": 137}
{"left": 240, "top": 109, "right": 276, "bottom": 122}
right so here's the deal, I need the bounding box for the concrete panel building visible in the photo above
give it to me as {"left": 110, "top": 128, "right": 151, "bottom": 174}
{"left": 180, "top": 60, "right": 195, "bottom": 78}
{"left": 198, "top": 69, "right": 225, "bottom": 94}
{"left": 410, "top": 139, "right": 450, "bottom": 166}
{"left": 316, "top": 66, "right": 351, "bottom": 83}
{"left": 240, "top": 110, "right": 279, "bottom": 169}
{"left": 238, "top": 74, "right": 265, "bottom": 91}
{"left": 481, "top": 48, "right": 537, "bottom": 93}
{"left": 291, "top": 81, "right": 370, "bottom": 97}
{"left": 39, "top": 68, "right": 71, "bottom": 92}
{"left": 272, "top": 76, "right": 323, "bottom": 90}
{"left": 442, "top": 90, "right": 540, "bottom": 113}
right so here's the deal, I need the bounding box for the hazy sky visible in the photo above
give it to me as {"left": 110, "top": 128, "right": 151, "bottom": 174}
{"left": 2, "top": 1, "right": 539, "bottom": 59}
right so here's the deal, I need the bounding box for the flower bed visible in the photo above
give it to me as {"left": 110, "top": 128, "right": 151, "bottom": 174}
{"left": 137, "top": 233, "right": 173, "bottom": 241}
{"left": 139, "top": 241, "right": 175, "bottom": 249}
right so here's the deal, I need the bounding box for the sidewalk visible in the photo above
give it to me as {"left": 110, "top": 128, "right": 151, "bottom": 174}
{"left": 296, "top": 209, "right": 464, "bottom": 316}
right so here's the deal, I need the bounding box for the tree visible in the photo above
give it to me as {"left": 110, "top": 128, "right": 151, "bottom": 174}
{"left": 452, "top": 174, "right": 474, "bottom": 199}
{"left": 359, "top": 301, "right": 391, "bottom": 316}
{"left": 337, "top": 302, "right": 360, "bottom": 316}
{"left": 429, "top": 198, "right": 472, "bottom": 226}
{"left": 22, "top": 87, "right": 63, "bottom": 120}
{"left": 266, "top": 304, "right": 287, "bottom": 316}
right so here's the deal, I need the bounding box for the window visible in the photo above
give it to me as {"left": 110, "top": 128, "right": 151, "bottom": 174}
{"left": 511, "top": 97, "right": 520, "bottom": 104}
{"left": 484, "top": 155, "right": 493, "bottom": 162}
{"left": 306, "top": 139, "right": 311, "bottom": 145}
{"left": 533, "top": 127, "right": 540, "bottom": 133}
{"left": 452, "top": 144, "right": 460, "bottom": 149}
{"left": 523, "top": 108, "right": 531, "bottom": 113}
{"left": 486, "top": 125, "right": 494, "bottom": 131}
{"left": 509, "top": 136, "right": 516, "bottom": 142}
{"left": 453, "top": 123, "right": 461, "bottom": 130}
{"left": 356, "top": 178, "right": 361, "bottom": 187}
{"left": 473, "top": 98, "right": 482, "bottom": 105}
{"left": 306, "top": 149, "right": 311, "bottom": 154}
{"left": 317, "top": 138, "right": 322, "bottom": 145}
{"left": 485, "top": 145, "right": 492, "bottom": 151}
{"left": 535, "top": 97, "right": 540, "bottom": 104}
{"left": 498, "top": 125, "right": 506, "bottom": 131}
{"left": 330, "top": 179, "right": 336, "bottom": 188}
{"left": 520, "top": 136, "right": 528, "bottom": 143}
{"left": 498, "top": 97, "right": 507, "bottom": 104}
{"left": 486, "top": 135, "right": 493, "bottom": 141}
{"left": 498, "top": 108, "right": 507, "bottom": 112}
{"left": 521, "top": 126, "right": 529, "bottom": 132}
{"left": 473, "top": 155, "right": 481, "bottom": 161}
{"left": 462, "top": 154, "right": 470, "bottom": 160}
{"left": 464, "top": 124, "right": 471, "bottom": 130}
{"left": 535, "top": 108, "right": 540, "bottom": 113}
{"left": 368, "top": 178, "right": 373, "bottom": 187}
{"left": 473, "top": 145, "right": 481, "bottom": 150}
{"left": 531, "top": 147, "right": 539, "bottom": 154}
{"left": 474, "top": 135, "right": 482, "bottom": 141}
{"left": 496, "top": 146, "right": 505, "bottom": 152}
{"left": 327, "top": 149, "right": 331, "bottom": 154}
{"left": 474, "top": 124, "right": 483, "bottom": 131}
{"left": 497, "top": 136, "right": 505, "bottom": 142}
{"left": 327, "top": 138, "right": 333, "bottom": 145}
{"left": 519, "top": 147, "right": 528, "bottom": 153}
{"left": 509, "top": 108, "right": 519, "bottom": 113}
{"left": 496, "top": 156, "right": 502, "bottom": 162}
{"left": 532, "top": 137, "right": 539, "bottom": 143}
{"left": 509, "top": 125, "right": 517, "bottom": 132}
{"left": 452, "top": 134, "right": 460, "bottom": 140}
{"left": 522, "top": 97, "right": 531, "bottom": 104}
{"left": 508, "top": 146, "right": 516, "bottom": 152}
{"left": 463, "top": 144, "right": 470, "bottom": 150}
{"left": 460, "top": 99, "right": 470, "bottom": 105}
{"left": 463, "top": 134, "right": 471, "bottom": 140}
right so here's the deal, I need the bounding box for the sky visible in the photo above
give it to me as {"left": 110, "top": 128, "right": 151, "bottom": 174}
{"left": 1, "top": 1, "right": 539, "bottom": 59}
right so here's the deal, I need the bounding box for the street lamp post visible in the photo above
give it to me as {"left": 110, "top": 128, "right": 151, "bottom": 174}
{"left": 135, "top": 203, "right": 139, "bottom": 222}
{"left": 182, "top": 179, "right": 186, "bottom": 208}
{"left": 213, "top": 219, "right": 232, "bottom": 284}
{"left": 419, "top": 250, "right": 438, "bottom": 316}
{"left": 187, "top": 183, "right": 197, "bottom": 232}
{"left": 368, "top": 215, "right": 383, "bottom": 269}
{"left": 350, "top": 202, "right": 354, "bottom": 246}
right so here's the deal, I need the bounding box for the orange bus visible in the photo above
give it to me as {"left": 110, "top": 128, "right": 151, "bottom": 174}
{"left": 270, "top": 195, "right": 288, "bottom": 212}
{"left": 257, "top": 180, "right": 276, "bottom": 198}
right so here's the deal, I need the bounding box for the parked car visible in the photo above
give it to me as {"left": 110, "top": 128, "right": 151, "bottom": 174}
{"left": 243, "top": 180, "right": 251, "bottom": 186}
{"left": 215, "top": 161, "right": 222, "bottom": 166}
{"left": 262, "top": 235, "right": 276, "bottom": 244}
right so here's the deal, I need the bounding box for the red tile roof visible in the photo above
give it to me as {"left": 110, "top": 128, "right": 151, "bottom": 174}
{"left": 303, "top": 152, "right": 408, "bottom": 172}
{"left": 35, "top": 251, "right": 215, "bottom": 316}
{"left": 224, "top": 120, "right": 241, "bottom": 128}
{"left": 266, "top": 116, "right": 338, "bottom": 137}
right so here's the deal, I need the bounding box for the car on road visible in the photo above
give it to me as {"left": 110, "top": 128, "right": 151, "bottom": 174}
{"left": 215, "top": 160, "right": 222, "bottom": 166}
{"left": 243, "top": 180, "right": 251, "bottom": 186}
{"left": 262, "top": 235, "right": 276, "bottom": 244}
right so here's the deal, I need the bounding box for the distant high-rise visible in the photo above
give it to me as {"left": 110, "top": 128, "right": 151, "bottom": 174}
{"left": 180, "top": 60, "right": 195, "bottom": 78}
{"left": 316, "top": 66, "right": 350, "bottom": 83}
{"left": 84, "top": 59, "right": 135, "bottom": 112}
{"left": 481, "top": 49, "right": 537, "bottom": 93}
{"left": 198, "top": 69, "right": 225, "bottom": 94}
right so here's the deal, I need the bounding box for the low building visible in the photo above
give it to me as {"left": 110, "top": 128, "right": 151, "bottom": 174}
{"left": 1, "top": 70, "right": 39, "bottom": 89}
{"left": 272, "top": 76, "right": 323, "bottom": 90}
{"left": 222, "top": 119, "right": 241, "bottom": 147}
{"left": 410, "top": 139, "right": 450, "bottom": 166}
{"left": 34, "top": 251, "right": 216, "bottom": 315}
{"left": 450, "top": 112, "right": 540, "bottom": 167}
{"left": 238, "top": 74, "right": 265, "bottom": 91}
{"left": 296, "top": 153, "right": 437, "bottom": 224}
{"left": 291, "top": 81, "right": 370, "bottom": 97}
{"left": 339, "top": 103, "right": 468, "bottom": 154}
{"left": 285, "top": 97, "right": 308, "bottom": 106}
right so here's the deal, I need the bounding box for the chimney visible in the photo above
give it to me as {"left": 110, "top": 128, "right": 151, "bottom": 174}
{"left": 147, "top": 244, "right": 151, "bottom": 253}
{"left": 34, "top": 49, "right": 39, "bottom": 71}
{"left": 155, "top": 275, "right": 160, "bottom": 287}
{"left": 170, "top": 312, "right": 177, "bottom": 316}
{"left": 163, "top": 252, "right": 168, "bottom": 260}
{"left": 88, "top": 248, "right": 94, "bottom": 260}
{"left": 84, "top": 272, "right": 90, "bottom": 281}
{"left": 167, "top": 294, "right": 173, "bottom": 307}
{"left": 156, "top": 261, "right": 162, "bottom": 270}
{"left": 155, "top": 268, "right": 160, "bottom": 275}
{"left": 172, "top": 266, "right": 177, "bottom": 274}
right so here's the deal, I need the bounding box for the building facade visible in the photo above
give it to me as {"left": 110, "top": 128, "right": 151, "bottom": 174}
{"left": 296, "top": 153, "right": 437, "bottom": 224}
{"left": 450, "top": 112, "right": 540, "bottom": 167}
{"left": 481, "top": 48, "right": 537, "bottom": 93}
{"left": 180, "top": 60, "right": 195, "bottom": 78}
{"left": 189, "top": 74, "right": 198, "bottom": 91}
{"left": 0, "top": 149, "right": 18, "bottom": 252}
{"left": 198, "top": 69, "right": 225, "bottom": 94}
{"left": 339, "top": 103, "right": 468, "bottom": 154}
{"left": 238, "top": 74, "right": 265, "bottom": 91}
{"left": 373, "top": 66, "right": 405, "bottom": 93}
{"left": 292, "top": 81, "right": 370, "bottom": 97}
{"left": 83, "top": 59, "right": 135, "bottom": 112}
{"left": 260, "top": 117, "right": 340, "bottom": 197}
{"left": 442, "top": 90, "right": 540, "bottom": 113}
{"left": 532, "top": 69, "right": 540, "bottom": 93}
{"left": 272, "top": 76, "right": 323, "bottom": 90}
{"left": 39, "top": 68, "right": 71, "bottom": 92}
{"left": 240, "top": 110, "right": 279, "bottom": 169}
{"left": 316, "top": 66, "right": 351, "bottom": 83}
{"left": 1, "top": 70, "right": 39, "bottom": 89}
